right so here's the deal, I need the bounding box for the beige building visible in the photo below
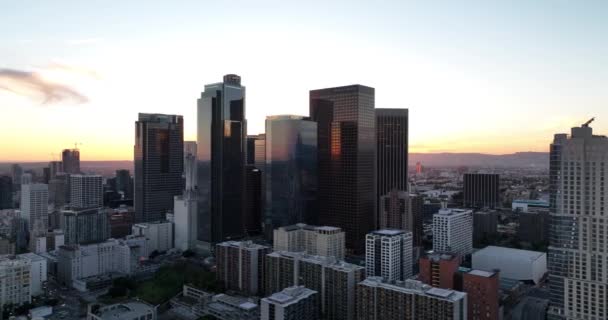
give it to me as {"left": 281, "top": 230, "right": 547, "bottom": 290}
{"left": 216, "top": 241, "right": 271, "bottom": 296}
{"left": 0, "top": 255, "right": 31, "bottom": 308}
{"left": 273, "top": 223, "right": 345, "bottom": 259}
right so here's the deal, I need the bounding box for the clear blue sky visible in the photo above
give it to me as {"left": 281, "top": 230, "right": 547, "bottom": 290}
{"left": 1, "top": 0, "right": 607, "bottom": 160}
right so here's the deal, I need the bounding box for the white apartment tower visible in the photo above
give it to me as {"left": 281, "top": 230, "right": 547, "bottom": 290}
{"left": 70, "top": 174, "right": 103, "bottom": 209}
{"left": 20, "top": 182, "right": 49, "bottom": 231}
{"left": 273, "top": 223, "right": 345, "bottom": 259}
{"left": 548, "top": 121, "right": 608, "bottom": 320}
{"left": 365, "top": 229, "right": 413, "bottom": 281}
{"left": 432, "top": 208, "right": 473, "bottom": 258}
{"left": 0, "top": 255, "right": 32, "bottom": 308}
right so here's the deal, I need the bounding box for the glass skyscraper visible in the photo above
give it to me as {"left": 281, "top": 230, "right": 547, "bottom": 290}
{"left": 264, "top": 115, "right": 317, "bottom": 235}
{"left": 134, "top": 113, "right": 184, "bottom": 223}
{"left": 310, "top": 85, "right": 375, "bottom": 254}
{"left": 197, "top": 74, "right": 247, "bottom": 249}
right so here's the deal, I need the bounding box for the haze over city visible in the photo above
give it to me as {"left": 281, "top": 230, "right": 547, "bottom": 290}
{"left": 2, "top": 0, "right": 608, "bottom": 161}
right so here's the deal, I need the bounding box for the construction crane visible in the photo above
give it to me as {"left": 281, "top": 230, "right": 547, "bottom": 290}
{"left": 73, "top": 142, "right": 84, "bottom": 150}
{"left": 582, "top": 117, "right": 595, "bottom": 127}
{"left": 49, "top": 153, "right": 58, "bottom": 161}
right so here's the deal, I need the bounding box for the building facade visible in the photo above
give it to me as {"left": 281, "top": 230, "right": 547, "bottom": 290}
{"left": 0, "top": 176, "right": 12, "bottom": 209}
{"left": 216, "top": 241, "right": 271, "bottom": 296}
{"left": 197, "top": 74, "right": 247, "bottom": 249}
{"left": 70, "top": 174, "right": 103, "bottom": 209}
{"left": 62, "top": 148, "right": 80, "bottom": 174}
{"left": 463, "top": 173, "right": 500, "bottom": 209}
{"left": 0, "top": 256, "right": 31, "bottom": 308}
{"left": 433, "top": 208, "right": 473, "bottom": 258}
{"left": 419, "top": 252, "right": 461, "bottom": 289}
{"left": 273, "top": 223, "right": 345, "bottom": 259}
{"left": 61, "top": 208, "right": 110, "bottom": 245}
{"left": 134, "top": 113, "right": 184, "bottom": 223}
{"left": 261, "top": 286, "right": 319, "bottom": 320}
{"left": 365, "top": 229, "right": 413, "bottom": 281}
{"left": 20, "top": 182, "right": 49, "bottom": 231}
{"left": 379, "top": 190, "right": 424, "bottom": 247}
{"left": 310, "top": 85, "right": 376, "bottom": 254}
{"left": 462, "top": 269, "right": 500, "bottom": 320}
{"left": 132, "top": 221, "right": 173, "bottom": 254}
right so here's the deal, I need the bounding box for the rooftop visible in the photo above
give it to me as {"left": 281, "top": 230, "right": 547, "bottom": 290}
{"left": 371, "top": 229, "right": 406, "bottom": 236}
{"left": 468, "top": 269, "right": 496, "bottom": 278}
{"left": 264, "top": 286, "right": 317, "bottom": 306}
{"left": 95, "top": 301, "right": 154, "bottom": 319}
{"left": 436, "top": 208, "right": 472, "bottom": 216}
{"left": 473, "top": 246, "right": 546, "bottom": 262}
{"left": 360, "top": 277, "right": 466, "bottom": 302}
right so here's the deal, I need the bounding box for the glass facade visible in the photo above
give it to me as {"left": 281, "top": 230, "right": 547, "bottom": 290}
{"left": 310, "top": 85, "right": 375, "bottom": 254}
{"left": 197, "top": 74, "right": 246, "bottom": 247}
{"left": 264, "top": 115, "right": 317, "bottom": 235}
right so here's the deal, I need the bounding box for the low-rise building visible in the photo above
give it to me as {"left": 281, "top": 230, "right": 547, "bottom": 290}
{"left": 472, "top": 246, "right": 547, "bottom": 284}
{"left": 86, "top": 301, "right": 156, "bottom": 320}
{"left": 132, "top": 220, "right": 173, "bottom": 254}
{"left": 261, "top": 286, "right": 319, "bottom": 320}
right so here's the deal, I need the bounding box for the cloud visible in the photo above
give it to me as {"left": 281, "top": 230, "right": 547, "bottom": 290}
{"left": 0, "top": 68, "right": 88, "bottom": 104}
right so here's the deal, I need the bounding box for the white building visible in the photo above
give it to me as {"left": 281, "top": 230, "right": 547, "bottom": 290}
{"left": 261, "top": 286, "right": 319, "bottom": 320}
{"left": 0, "top": 255, "right": 31, "bottom": 308}
{"left": 87, "top": 301, "right": 157, "bottom": 320}
{"left": 472, "top": 246, "right": 547, "bottom": 285}
{"left": 365, "top": 229, "right": 413, "bottom": 281}
{"left": 548, "top": 122, "right": 608, "bottom": 320}
{"left": 132, "top": 220, "right": 173, "bottom": 254}
{"left": 18, "top": 253, "right": 47, "bottom": 296}
{"left": 432, "top": 208, "right": 473, "bottom": 257}
{"left": 20, "top": 183, "right": 49, "bottom": 231}
{"left": 174, "top": 145, "right": 198, "bottom": 252}
{"left": 273, "top": 223, "right": 345, "bottom": 259}
{"left": 70, "top": 174, "right": 103, "bottom": 209}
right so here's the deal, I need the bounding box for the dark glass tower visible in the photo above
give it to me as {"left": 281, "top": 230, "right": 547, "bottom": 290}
{"left": 0, "top": 176, "right": 13, "bottom": 209}
{"left": 463, "top": 173, "right": 500, "bottom": 209}
{"left": 376, "top": 108, "right": 409, "bottom": 223}
{"left": 197, "top": 74, "right": 246, "bottom": 248}
{"left": 134, "top": 113, "right": 184, "bottom": 222}
{"left": 62, "top": 149, "right": 81, "bottom": 174}
{"left": 310, "top": 85, "right": 375, "bottom": 254}
{"left": 245, "top": 165, "right": 262, "bottom": 236}
{"left": 115, "top": 169, "right": 133, "bottom": 199}
{"left": 264, "top": 115, "right": 317, "bottom": 235}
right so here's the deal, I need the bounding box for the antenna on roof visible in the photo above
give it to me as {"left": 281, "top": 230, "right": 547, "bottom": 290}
{"left": 582, "top": 117, "right": 595, "bottom": 127}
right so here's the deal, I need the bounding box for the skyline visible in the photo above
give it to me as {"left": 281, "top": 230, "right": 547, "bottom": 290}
{"left": 2, "top": 0, "right": 608, "bottom": 161}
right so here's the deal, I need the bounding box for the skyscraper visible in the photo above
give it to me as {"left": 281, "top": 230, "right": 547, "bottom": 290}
{"left": 310, "top": 85, "right": 375, "bottom": 254}
{"left": 365, "top": 229, "right": 413, "bottom": 281}
{"left": 197, "top": 74, "right": 246, "bottom": 249}
{"left": 548, "top": 122, "right": 608, "bottom": 320}
{"left": 0, "top": 176, "right": 12, "bottom": 209}
{"left": 264, "top": 115, "right": 317, "bottom": 233}
{"left": 134, "top": 113, "right": 184, "bottom": 223}
{"left": 247, "top": 134, "right": 265, "bottom": 165}
{"left": 48, "top": 161, "right": 63, "bottom": 180}
{"left": 115, "top": 169, "right": 132, "bottom": 199}
{"left": 70, "top": 174, "right": 103, "bottom": 210}
{"left": 62, "top": 148, "right": 80, "bottom": 174}
{"left": 376, "top": 108, "right": 408, "bottom": 220}
{"left": 11, "top": 164, "right": 23, "bottom": 189}
{"left": 244, "top": 165, "right": 262, "bottom": 236}
{"left": 20, "top": 182, "right": 48, "bottom": 231}
{"left": 463, "top": 173, "right": 500, "bottom": 209}
{"left": 379, "top": 190, "right": 424, "bottom": 247}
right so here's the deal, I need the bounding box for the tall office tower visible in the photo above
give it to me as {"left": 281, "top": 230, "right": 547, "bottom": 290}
{"left": 20, "top": 183, "right": 49, "bottom": 231}
{"left": 261, "top": 286, "right": 319, "bottom": 320}
{"left": 174, "top": 143, "right": 198, "bottom": 251}
{"left": 433, "top": 208, "right": 474, "bottom": 258}
{"left": 356, "top": 277, "right": 467, "bottom": 320}
{"left": 115, "top": 169, "right": 132, "bottom": 199}
{"left": 247, "top": 134, "right": 265, "bottom": 165}
{"left": 48, "top": 174, "right": 68, "bottom": 207}
{"left": 376, "top": 108, "right": 408, "bottom": 221}
{"left": 365, "top": 229, "right": 413, "bottom": 281}
{"left": 245, "top": 166, "right": 262, "bottom": 235}
{"left": 462, "top": 269, "right": 500, "bottom": 320}
{"left": 0, "top": 176, "right": 12, "bottom": 209}
{"left": 60, "top": 208, "right": 110, "bottom": 245}
{"left": 264, "top": 115, "right": 318, "bottom": 233}
{"left": 273, "top": 223, "right": 345, "bottom": 259}
{"left": 62, "top": 148, "right": 81, "bottom": 174}
{"left": 70, "top": 174, "right": 103, "bottom": 209}
{"left": 254, "top": 134, "right": 266, "bottom": 170}
{"left": 310, "top": 85, "right": 375, "bottom": 254}
{"left": 264, "top": 251, "right": 364, "bottom": 320}
{"left": 419, "top": 252, "right": 461, "bottom": 289}
{"left": 11, "top": 164, "right": 23, "bottom": 188}
{"left": 216, "top": 241, "right": 271, "bottom": 296}
{"left": 548, "top": 122, "right": 608, "bottom": 320}
{"left": 463, "top": 173, "right": 500, "bottom": 209}
{"left": 379, "top": 190, "right": 424, "bottom": 247}
{"left": 48, "top": 161, "right": 63, "bottom": 180}
{"left": 473, "top": 209, "right": 498, "bottom": 243}
{"left": 134, "top": 113, "right": 184, "bottom": 223}
{"left": 197, "top": 74, "right": 246, "bottom": 249}
{"left": 0, "top": 256, "right": 32, "bottom": 308}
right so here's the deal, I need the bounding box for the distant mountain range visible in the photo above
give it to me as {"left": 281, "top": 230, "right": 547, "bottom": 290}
{"left": 0, "top": 152, "right": 548, "bottom": 175}
{"left": 410, "top": 152, "right": 548, "bottom": 168}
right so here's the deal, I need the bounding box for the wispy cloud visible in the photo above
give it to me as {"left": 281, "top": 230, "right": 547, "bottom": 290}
{"left": 65, "top": 38, "right": 102, "bottom": 46}
{"left": 0, "top": 68, "right": 88, "bottom": 104}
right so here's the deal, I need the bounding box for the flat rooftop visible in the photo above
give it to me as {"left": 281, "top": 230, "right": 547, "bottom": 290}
{"left": 371, "top": 229, "right": 405, "bottom": 236}
{"left": 474, "top": 246, "right": 545, "bottom": 262}
{"left": 469, "top": 269, "right": 495, "bottom": 278}
{"left": 97, "top": 302, "right": 153, "bottom": 319}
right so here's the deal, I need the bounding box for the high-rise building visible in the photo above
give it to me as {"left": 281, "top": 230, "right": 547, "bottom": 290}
{"left": 273, "top": 223, "right": 345, "bottom": 260}
{"left": 70, "top": 174, "right": 103, "bottom": 210}
{"left": 245, "top": 165, "right": 262, "bottom": 236}
{"left": 48, "top": 173, "right": 68, "bottom": 207}
{"left": 264, "top": 251, "right": 363, "bottom": 320}
{"left": 462, "top": 269, "right": 500, "bottom": 320}
{"left": 310, "top": 85, "right": 375, "bottom": 254}
{"left": 473, "top": 209, "right": 498, "bottom": 243}
{"left": 548, "top": 122, "right": 608, "bottom": 320}
{"left": 60, "top": 208, "right": 110, "bottom": 245}
{"left": 20, "top": 183, "right": 49, "bottom": 231}
{"left": 197, "top": 74, "right": 247, "bottom": 249}
{"left": 463, "top": 173, "right": 500, "bottom": 209}
{"left": 134, "top": 113, "right": 184, "bottom": 223}
{"left": 247, "top": 134, "right": 265, "bottom": 165}
{"left": 378, "top": 190, "right": 424, "bottom": 247}
{"left": 0, "top": 255, "right": 32, "bottom": 308}
{"left": 264, "top": 115, "right": 318, "bottom": 233}
{"left": 174, "top": 142, "right": 198, "bottom": 251}
{"left": 0, "top": 176, "right": 12, "bottom": 209}
{"left": 216, "top": 241, "right": 271, "bottom": 296}
{"left": 11, "top": 164, "right": 23, "bottom": 188}
{"left": 115, "top": 169, "right": 132, "bottom": 200}
{"left": 48, "top": 161, "right": 63, "bottom": 180}
{"left": 433, "top": 208, "right": 473, "bottom": 258}
{"left": 365, "top": 229, "right": 413, "bottom": 281}
{"left": 356, "top": 277, "right": 467, "bottom": 320}
{"left": 376, "top": 108, "right": 408, "bottom": 221}
{"left": 62, "top": 148, "right": 80, "bottom": 174}
{"left": 419, "top": 252, "right": 461, "bottom": 289}
{"left": 261, "top": 286, "right": 319, "bottom": 320}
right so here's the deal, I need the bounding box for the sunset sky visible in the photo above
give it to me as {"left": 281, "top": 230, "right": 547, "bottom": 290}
{"left": 1, "top": 0, "right": 607, "bottom": 161}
